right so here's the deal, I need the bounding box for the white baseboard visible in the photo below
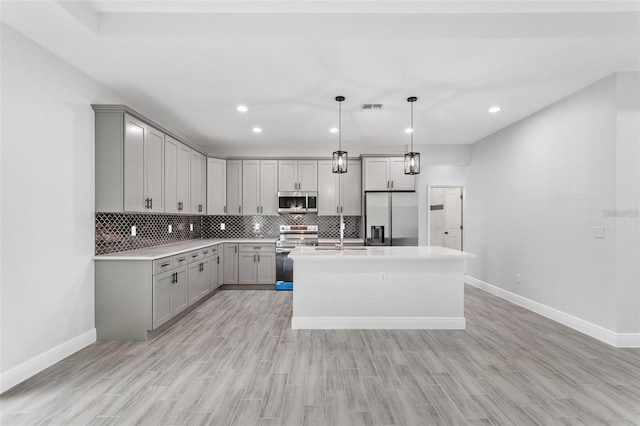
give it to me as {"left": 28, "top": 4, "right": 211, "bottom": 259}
{"left": 465, "top": 275, "right": 640, "bottom": 348}
{"left": 1, "top": 328, "right": 96, "bottom": 393}
{"left": 292, "top": 317, "right": 466, "bottom": 330}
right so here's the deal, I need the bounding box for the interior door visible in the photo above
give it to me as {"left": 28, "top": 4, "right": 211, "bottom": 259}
{"left": 444, "top": 188, "right": 463, "bottom": 250}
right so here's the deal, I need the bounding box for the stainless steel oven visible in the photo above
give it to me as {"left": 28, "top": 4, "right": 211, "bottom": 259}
{"left": 275, "top": 225, "right": 318, "bottom": 282}
{"left": 277, "top": 192, "right": 317, "bottom": 214}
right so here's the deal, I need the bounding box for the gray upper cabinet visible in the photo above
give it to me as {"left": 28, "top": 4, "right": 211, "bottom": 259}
{"left": 190, "top": 151, "right": 206, "bottom": 214}
{"left": 226, "top": 160, "right": 243, "bottom": 215}
{"left": 318, "top": 159, "right": 361, "bottom": 216}
{"left": 278, "top": 160, "right": 317, "bottom": 192}
{"left": 363, "top": 157, "right": 415, "bottom": 192}
{"left": 243, "top": 160, "right": 277, "bottom": 215}
{"left": 207, "top": 158, "right": 226, "bottom": 215}
{"left": 94, "top": 106, "right": 209, "bottom": 214}
{"left": 165, "top": 136, "right": 191, "bottom": 214}
{"left": 122, "top": 114, "right": 164, "bottom": 212}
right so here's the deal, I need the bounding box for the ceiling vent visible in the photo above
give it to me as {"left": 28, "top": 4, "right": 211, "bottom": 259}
{"left": 361, "top": 103, "right": 383, "bottom": 111}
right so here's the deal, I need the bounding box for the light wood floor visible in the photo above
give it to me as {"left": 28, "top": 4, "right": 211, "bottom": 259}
{"left": 2, "top": 286, "right": 640, "bottom": 425}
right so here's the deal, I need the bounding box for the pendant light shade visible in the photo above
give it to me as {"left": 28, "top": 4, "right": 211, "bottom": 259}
{"left": 332, "top": 96, "right": 347, "bottom": 174}
{"left": 404, "top": 96, "right": 421, "bottom": 175}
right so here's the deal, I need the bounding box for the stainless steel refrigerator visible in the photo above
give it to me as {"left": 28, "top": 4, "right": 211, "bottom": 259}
{"left": 365, "top": 192, "right": 418, "bottom": 246}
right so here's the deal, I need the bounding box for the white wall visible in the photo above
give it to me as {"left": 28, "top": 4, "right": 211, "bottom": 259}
{"left": 0, "top": 24, "right": 129, "bottom": 391}
{"left": 466, "top": 73, "right": 640, "bottom": 337}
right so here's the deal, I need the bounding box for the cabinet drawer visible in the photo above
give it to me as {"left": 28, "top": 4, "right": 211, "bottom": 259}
{"left": 200, "top": 248, "right": 212, "bottom": 258}
{"left": 239, "top": 243, "right": 274, "bottom": 253}
{"left": 187, "top": 250, "right": 201, "bottom": 263}
{"left": 173, "top": 253, "right": 189, "bottom": 267}
{"left": 153, "top": 257, "right": 174, "bottom": 274}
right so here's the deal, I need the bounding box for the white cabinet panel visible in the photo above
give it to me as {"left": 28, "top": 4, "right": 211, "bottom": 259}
{"left": 123, "top": 115, "right": 146, "bottom": 212}
{"left": 363, "top": 158, "right": 390, "bottom": 191}
{"left": 278, "top": 160, "right": 298, "bottom": 192}
{"left": 207, "top": 158, "right": 226, "bottom": 215}
{"left": 165, "top": 136, "right": 190, "bottom": 214}
{"left": 341, "top": 160, "right": 362, "bottom": 215}
{"left": 172, "top": 267, "right": 188, "bottom": 315}
{"left": 223, "top": 243, "right": 239, "bottom": 284}
{"left": 187, "top": 262, "right": 200, "bottom": 305}
{"left": 238, "top": 252, "right": 257, "bottom": 284}
{"left": 278, "top": 160, "right": 317, "bottom": 191}
{"left": 260, "top": 160, "right": 278, "bottom": 215}
{"left": 146, "top": 126, "right": 165, "bottom": 212}
{"left": 242, "top": 160, "right": 260, "bottom": 215}
{"left": 190, "top": 151, "right": 206, "bottom": 213}
{"left": 298, "top": 161, "right": 318, "bottom": 191}
{"left": 256, "top": 252, "right": 275, "bottom": 284}
{"left": 317, "top": 160, "right": 338, "bottom": 216}
{"left": 389, "top": 157, "right": 415, "bottom": 191}
{"left": 226, "top": 160, "right": 243, "bottom": 215}
{"left": 152, "top": 270, "right": 173, "bottom": 328}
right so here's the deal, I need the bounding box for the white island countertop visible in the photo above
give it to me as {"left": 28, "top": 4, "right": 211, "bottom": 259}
{"left": 289, "top": 245, "right": 475, "bottom": 261}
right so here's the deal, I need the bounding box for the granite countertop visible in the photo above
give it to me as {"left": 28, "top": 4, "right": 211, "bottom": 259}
{"left": 94, "top": 238, "right": 278, "bottom": 261}
{"left": 289, "top": 245, "right": 475, "bottom": 261}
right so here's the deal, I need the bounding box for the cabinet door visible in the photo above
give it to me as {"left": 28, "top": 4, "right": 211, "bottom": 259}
{"left": 199, "top": 261, "right": 210, "bottom": 297}
{"left": 217, "top": 248, "right": 224, "bottom": 286}
{"left": 187, "top": 262, "right": 201, "bottom": 305}
{"left": 191, "top": 151, "right": 206, "bottom": 213}
{"left": 298, "top": 161, "right": 318, "bottom": 191}
{"left": 124, "top": 114, "right": 146, "bottom": 212}
{"left": 223, "top": 244, "right": 238, "bottom": 284}
{"left": 164, "top": 137, "right": 179, "bottom": 213}
{"left": 389, "top": 157, "right": 415, "bottom": 191}
{"left": 341, "top": 160, "right": 362, "bottom": 216}
{"left": 173, "top": 266, "right": 188, "bottom": 315}
{"left": 209, "top": 255, "right": 219, "bottom": 290}
{"left": 278, "top": 160, "right": 298, "bottom": 191}
{"left": 242, "top": 160, "right": 260, "bottom": 215}
{"left": 256, "top": 252, "right": 275, "bottom": 284}
{"left": 207, "top": 158, "right": 226, "bottom": 215}
{"left": 176, "top": 143, "right": 191, "bottom": 212}
{"left": 363, "top": 158, "right": 390, "bottom": 191}
{"left": 145, "top": 126, "right": 165, "bottom": 212}
{"left": 238, "top": 252, "right": 257, "bottom": 284}
{"left": 317, "top": 160, "right": 338, "bottom": 216}
{"left": 152, "top": 270, "right": 173, "bottom": 328}
{"left": 226, "top": 160, "right": 243, "bottom": 215}
{"left": 260, "top": 160, "right": 278, "bottom": 215}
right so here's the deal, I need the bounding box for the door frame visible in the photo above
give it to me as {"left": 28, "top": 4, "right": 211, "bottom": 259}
{"left": 426, "top": 185, "right": 465, "bottom": 250}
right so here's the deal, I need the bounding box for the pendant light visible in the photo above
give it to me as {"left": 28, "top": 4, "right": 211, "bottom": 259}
{"left": 404, "top": 96, "right": 420, "bottom": 175}
{"left": 332, "top": 96, "right": 348, "bottom": 174}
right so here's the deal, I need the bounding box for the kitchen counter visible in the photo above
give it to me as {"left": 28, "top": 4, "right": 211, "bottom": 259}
{"left": 317, "top": 238, "right": 364, "bottom": 245}
{"left": 290, "top": 245, "right": 474, "bottom": 330}
{"left": 289, "top": 245, "right": 474, "bottom": 261}
{"left": 94, "top": 238, "right": 277, "bottom": 260}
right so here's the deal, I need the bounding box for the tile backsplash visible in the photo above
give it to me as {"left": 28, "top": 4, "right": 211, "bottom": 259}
{"left": 96, "top": 213, "right": 202, "bottom": 255}
{"left": 96, "top": 213, "right": 362, "bottom": 254}
{"left": 201, "top": 215, "right": 361, "bottom": 239}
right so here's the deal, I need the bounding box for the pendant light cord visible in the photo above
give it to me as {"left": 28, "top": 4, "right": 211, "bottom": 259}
{"left": 410, "top": 100, "right": 414, "bottom": 152}
{"left": 339, "top": 100, "right": 342, "bottom": 151}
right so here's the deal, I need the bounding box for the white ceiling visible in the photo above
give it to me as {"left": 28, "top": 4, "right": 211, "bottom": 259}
{"left": 2, "top": 1, "right": 639, "bottom": 153}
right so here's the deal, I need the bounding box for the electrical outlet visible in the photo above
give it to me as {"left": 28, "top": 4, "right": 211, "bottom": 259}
{"left": 380, "top": 273, "right": 386, "bottom": 282}
{"left": 190, "top": 223, "right": 194, "bottom": 231}
{"left": 593, "top": 226, "right": 605, "bottom": 239}
{"left": 254, "top": 223, "right": 260, "bottom": 230}
{"left": 220, "top": 223, "right": 226, "bottom": 230}
{"left": 130, "top": 226, "right": 136, "bottom": 236}
{"left": 168, "top": 224, "right": 173, "bottom": 233}
{"left": 516, "top": 274, "right": 521, "bottom": 284}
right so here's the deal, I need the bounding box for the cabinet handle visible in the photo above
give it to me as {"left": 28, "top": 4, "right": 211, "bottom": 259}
{"left": 258, "top": 254, "right": 261, "bottom": 262}
{"left": 161, "top": 262, "right": 170, "bottom": 267}
{"left": 149, "top": 198, "right": 153, "bottom": 209}
{"left": 199, "top": 263, "right": 203, "bottom": 272}
{"left": 199, "top": 204, "right": 203, "bottom": 212}
{"left": 239, "top": 206, "right": 242, "bottom": 214}
{"left": 217, "top": 257, "right": 220, "bottom": 264}
{"left": 257, "top": 206, "right": 260, "bottom": 213}
{"left": 336, "top": 206, "right": 338, "bottom": 214}
{"left": 235, "top": 246, "right": 237, "bottom": 253}
{"left": 391, "top": 180, "right": 394, "bottom": 189}
{"left": 177, "top": 258, "right": 185, "bottom": 263}
{"left": 224, "top": 205, "right": 227, "bottom": 214}
{"left": 253, "top": 254, "right": 256, "bottom": 262}
{"left": 192, "top": 254, "right": 198, "bottom": 258}
{"left": 260, "top": 206, "right": 263, "bottom": 213}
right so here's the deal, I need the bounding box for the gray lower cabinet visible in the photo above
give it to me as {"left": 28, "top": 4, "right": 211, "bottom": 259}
{"left": 152, "top": 265, "right": 187, "bottom": 329}
{"left": 223, "top": 243, "right": 239, "bottom": 284}
{"left": 96, "top": 243, "right": 221, "bottom": 341}
{"left": 238, "top": 243, "right": 276, "bottom": 284}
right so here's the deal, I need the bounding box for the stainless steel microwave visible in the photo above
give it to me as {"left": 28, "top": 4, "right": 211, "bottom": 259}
{"left": 277, "top": 192, "right": 317, "bottom": 214}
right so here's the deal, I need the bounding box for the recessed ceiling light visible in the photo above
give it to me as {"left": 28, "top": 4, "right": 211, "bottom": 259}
{"left": 405, "top": 128, "right": 413, "bottom": 134}
{"left": 488, "top": 106, "right": 501, "bottom": 113}
{"left": 236, "top": 105, "right": 248, "bottom": 112}
{"left": 252, "top": 127, "right": 262, "bottom": 133}
{"left": 329, "top": 127, "right": 338, "bottom": 133}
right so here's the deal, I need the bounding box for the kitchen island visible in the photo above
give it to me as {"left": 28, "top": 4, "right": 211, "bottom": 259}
{"left": 288, "top": 246, "right": 475, "bottom": 330}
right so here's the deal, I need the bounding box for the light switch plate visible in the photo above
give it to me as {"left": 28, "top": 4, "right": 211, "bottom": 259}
{"left": 190, "top": 223, "right": 194, "bottom": 231}
{"left": 168, "top": 224, "right": 173, "bottom": 233}
{"left": 593, "top": 226, "right": 605, "bottom": 239}
{"left": 130, "top": 226, "right": 136, "bottom": 236}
